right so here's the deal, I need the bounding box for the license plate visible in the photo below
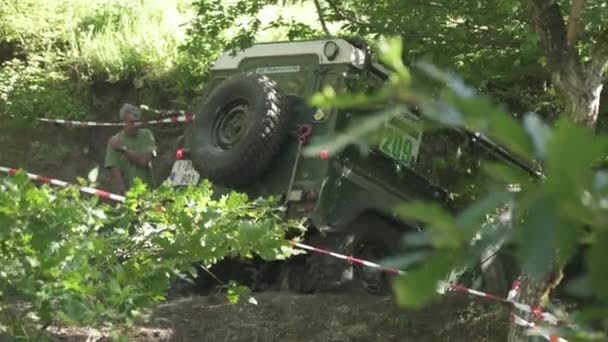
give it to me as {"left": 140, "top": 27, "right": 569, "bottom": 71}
{"left": 378, "top": 112, "right": 423, "bottom": 168}
{"left": 168, "top": 160, "right": 200, "bottom": 186}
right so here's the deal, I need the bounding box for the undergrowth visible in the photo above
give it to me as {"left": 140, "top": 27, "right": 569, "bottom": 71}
{"left": 0, "top": 0, "right": 192, "bottom": 122}
{"left": 0, "top": 174, "right": 296, "bottom": 339}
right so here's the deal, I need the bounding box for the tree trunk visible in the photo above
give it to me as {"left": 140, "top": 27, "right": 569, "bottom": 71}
{"left": 510, "top": 1, "right": 607, "bottom": 339}
{"left": 524, "top": 0, "right": 607, "bottom": 130}
{"left": 507, "top": 274, "right": 543, "bottom": 342}
{"left": 507, "top": 269, "right": 563, "bottom": 342}
{"left": 553, "top": 66, "right": 604, "bottom": 129}
{"left": 506, "top": 76, "right": 603, "bottom": 341}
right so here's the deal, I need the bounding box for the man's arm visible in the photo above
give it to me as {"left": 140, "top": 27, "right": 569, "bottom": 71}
{"left": 105, "top": 136, "right": 127, "bottom": 194}
{"left": 123, "top": 149, "right": 153, "bottom": 168}
{"left": 124, "top": 129, "right": 156, "bottom": 168}
{"left": 109, "top": 131, "right": 156, "bottom": 168}
{"left": 109, "top": 167, "right": 127, "bottom": 194}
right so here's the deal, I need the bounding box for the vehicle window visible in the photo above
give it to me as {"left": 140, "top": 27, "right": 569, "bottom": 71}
{"left": 239, "top": 55, "right": 320, "bottom": 98}
{"left": 262, "top": 65, "right": 319, "bottom": 97}
{"left": 345, "top": 69, "right": 384, "bottom": 94}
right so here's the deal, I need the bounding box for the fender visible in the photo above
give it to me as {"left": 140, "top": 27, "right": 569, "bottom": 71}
{"left": 310, "top": 157, "right": 445, "bottom": 233}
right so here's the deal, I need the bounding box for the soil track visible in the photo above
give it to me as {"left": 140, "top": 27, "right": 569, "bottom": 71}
{"left": 48, "top": 292, "right": 509, "bottom": 342}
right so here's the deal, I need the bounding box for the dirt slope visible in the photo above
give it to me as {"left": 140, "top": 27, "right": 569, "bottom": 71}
{"left": 47, "top": 292, "right": 508, "bottom": 342}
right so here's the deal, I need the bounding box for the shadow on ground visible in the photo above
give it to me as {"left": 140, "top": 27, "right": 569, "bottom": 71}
{"left": 48, "top": 292, "right": 508, "bottom": 342}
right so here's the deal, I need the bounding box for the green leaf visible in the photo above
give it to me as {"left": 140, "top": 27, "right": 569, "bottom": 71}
{"left": 563, "top": 275, "right": 593, "bottom": 298}
{"left": 226, "top": 284, "right": 252, "bottom": 304}
{"left": 395, "top": 202, "right": 456, "bottom": 229}
{"left": 302, "top": 106, "right": 405, "bottom": 157}
{"left": 555, "top": 218, "right": 582, "bottom": 266}
{"left": 523, "top": 113, "right": 552, "bottom": 159}
{"left": 309, "top": 85, "right": 386, "bottom": 109}
{"left": 517, "top": 197, "right": 557, "bottom": 279}
{"left": 455, "top": 190, "right": 511, "bottom": 229}
{"left": 377, "top": 37, "right": 411, "bottom": 82}
{"left": 392, "top": 252, "right": 453, "bottom": 308}
{"left": 545, "top": 119, "right": 608, "bottom": 199}
{"left": 482, "top": 162, "right": 532, "bottom": 185}
{"left": 484, "top": 112, "right": 533, "bottom": 161}
{"left": 414, "top": 61, "right": 476, "bottom": 99}
{"left": 587, "top": 230, "right": 608, "bottom": 302}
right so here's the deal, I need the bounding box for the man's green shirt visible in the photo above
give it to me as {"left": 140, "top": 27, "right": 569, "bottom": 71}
{"left": 104, "top": 129, "right": 156, "bottom": 189}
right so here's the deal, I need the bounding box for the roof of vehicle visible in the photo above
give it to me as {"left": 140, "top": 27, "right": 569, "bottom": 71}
{"left": 210, "top": 38, "right": 368, "bottom": 71}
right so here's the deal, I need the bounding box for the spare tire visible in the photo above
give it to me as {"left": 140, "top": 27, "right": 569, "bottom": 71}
{"left": 190, "top": 72, "right": 291, "bottom": 186}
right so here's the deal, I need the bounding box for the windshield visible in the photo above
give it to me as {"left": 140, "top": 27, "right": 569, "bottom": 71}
{"left": 238, "top": 54, "right": 320, "bottom": 98}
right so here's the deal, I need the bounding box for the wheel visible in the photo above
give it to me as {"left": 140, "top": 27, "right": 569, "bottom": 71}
{"left": 190, "top": 72, "right": 291, "bottom": 186}
{"left": 479, "top": 251, "right": 517, "bottom": 297}
{"left": 287, "top": 259, "right": 316, "bottom": 294}
{"left": 351, "top": 215, "right": 405, "bottom": 296}
{"left": 453, "top": 249, "right": 518, "bottom": 298}
{"left": 287, "top": 235, "right": 356, "bottom": 294}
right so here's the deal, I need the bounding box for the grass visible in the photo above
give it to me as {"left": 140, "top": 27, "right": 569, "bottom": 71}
{"left": 1, "top": 0, "right": 192, "bottom": 81}
{"left": 0, "top": 0, "right": 194, "bottom": 120}
{"left": 0, "top": 0, "right": 334, "bottom": 121}
{"left": 1, "top": 0, "right": 333, "bottom": 84}
{"left": 70, "top": 0, "right": 192, "bottom": 81}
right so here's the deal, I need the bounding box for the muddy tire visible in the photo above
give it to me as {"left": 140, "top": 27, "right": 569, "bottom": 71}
{"left": 351, "top": 215, "right": 405, "bottom": 296}
{"left": 479, "top": 251, "right": 517, "bottom": 297}
{"left": 287, "top": 234, "right": 355, "bottom": 294}
{"left": 287, "top": 259, "right": 317, "bottom": 294}
{"left": 190, "top": 72, "right": 290, "bottom": 186}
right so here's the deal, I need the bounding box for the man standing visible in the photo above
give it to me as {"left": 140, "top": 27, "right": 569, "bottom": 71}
{"left": 104, "top": 103, "right": 157, "bottom": 194}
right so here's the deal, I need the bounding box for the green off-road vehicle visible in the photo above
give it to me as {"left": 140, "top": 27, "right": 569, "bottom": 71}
{"left": 168, "top": 38, "right": 519, "bottom": 296}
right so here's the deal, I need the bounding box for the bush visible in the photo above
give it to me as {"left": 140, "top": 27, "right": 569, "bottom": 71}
{"left": 0, "top": 174, "right": 295, "bottom": 338}
{"left": 0, "top": 0, "right": 192, "bottom": 121}
{"left": 0, "top": 56, "right": 89, "bottom": 123}
{"left": 70, "top": 0, "right": 188, "bottom": 82}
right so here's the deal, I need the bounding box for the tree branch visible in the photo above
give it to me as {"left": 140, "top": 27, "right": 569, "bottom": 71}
{"left": 566, "top": 0, "right": 586, "bottom": 47}
{"left": 314, "top": 0, "right": 331, "bottom": 36}
{"left": 324, "top": 0, "right": 371, "bottom": 28}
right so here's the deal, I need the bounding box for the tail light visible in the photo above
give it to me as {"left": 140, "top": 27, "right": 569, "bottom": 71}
{"left": 176, "top": 148, "right": 185, "bottom": 160}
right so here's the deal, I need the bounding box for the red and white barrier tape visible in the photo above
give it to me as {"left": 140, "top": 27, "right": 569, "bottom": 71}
{"left": 507, "top": 279, "right": 566, "bottom": 341}
{"left": 37, "top": 114, "right": 195, "bottom": 127}
{"left": 507, "top": 278, "right": 521, "bottom": 301}
{"left": 0, "top": 166, "right": 125, "bottom": 203}
{"left": 511, "top": 314, "right": 566, "bottom": 342}
{"left": 289, "top": 240, "right": 572, "bottom": 341}
{"left": 446, "top": 283, "right": 568, "bottom": 327}
{"left": 290, "top": 241, "right": 405, "bottom": 276}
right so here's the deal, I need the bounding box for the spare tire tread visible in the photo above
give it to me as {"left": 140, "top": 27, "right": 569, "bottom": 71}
{"left": 190, "top": 72, "right": 291, "bottom": 186}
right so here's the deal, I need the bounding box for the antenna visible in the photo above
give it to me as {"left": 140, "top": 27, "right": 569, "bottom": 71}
{"left": 461, "top": 129, "right": 543, "bottom": 179}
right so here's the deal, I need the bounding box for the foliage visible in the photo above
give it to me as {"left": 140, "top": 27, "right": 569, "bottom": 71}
{"left": 185, "top": 0, "right": 607, "bottom": 146}
{"left": 0, "top": 0, "right": 191, "bottom": 121}
{"left": 0, "top": 174, "right": 295, "bottom": 339}
{"left": 319, "top": 0, "right": 606, "bottom": 121}
{"left": 307, "top": 37, "right": 608, "bottom": 339}
{"left": 180, "top": 0, "right": 325, "bottom": 96}
{"left": 0, "top": 0, "right": 189, "bottom": 81}
{"left": 0, "top": 56, "right": 89, "bottom": 122}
